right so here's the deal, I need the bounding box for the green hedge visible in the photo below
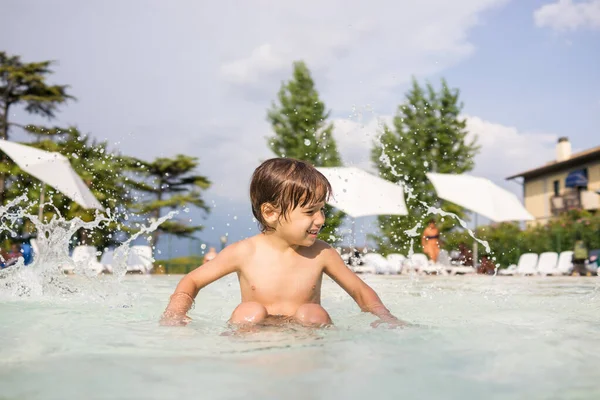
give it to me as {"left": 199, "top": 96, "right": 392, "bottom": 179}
{"left": 153, "top": 256, "right": 203, "bottom": 274}
{"left": 443, "top": 210, "right": 600, "bottom": 268}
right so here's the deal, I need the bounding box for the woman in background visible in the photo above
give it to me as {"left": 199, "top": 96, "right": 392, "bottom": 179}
{"left": 422, "top": 219, "right": 441, "bottom": 263}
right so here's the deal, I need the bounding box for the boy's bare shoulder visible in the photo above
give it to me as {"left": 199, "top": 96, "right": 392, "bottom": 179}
{"left": 312, "top": 239, "right": 332, "bottom": 250}
{"left": 219, "top": 237, "right": 257, "bottom": 265}
{"left": 309, "top": 239, "right": 337, "bottom": 258}
{"left": 228, "top": 236, "right": 258, "bottom": 257}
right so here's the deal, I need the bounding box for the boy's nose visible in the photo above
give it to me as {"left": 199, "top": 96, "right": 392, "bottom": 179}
{"left": 315, "top": 212, "right": 325, "bottom": 226}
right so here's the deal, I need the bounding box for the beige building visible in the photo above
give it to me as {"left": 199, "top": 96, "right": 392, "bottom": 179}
{"left": 506, "top": 138, "right": 600, "bottom": 225}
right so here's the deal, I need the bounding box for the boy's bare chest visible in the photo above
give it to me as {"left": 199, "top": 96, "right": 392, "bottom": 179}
{"left": 237, "top": 256, "right": 324, "bottom": 305}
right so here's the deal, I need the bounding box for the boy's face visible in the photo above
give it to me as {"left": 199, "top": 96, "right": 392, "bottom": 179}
{"left": 276, "top": 201, "right": 326, "bottom": 246}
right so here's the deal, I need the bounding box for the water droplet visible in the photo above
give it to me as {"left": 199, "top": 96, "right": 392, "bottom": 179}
{"left": 304, "top": 139, "right": 311, "bottom": 146}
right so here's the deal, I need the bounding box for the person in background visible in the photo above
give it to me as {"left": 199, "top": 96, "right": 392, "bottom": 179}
{"left": 421, "top": 219, "right": 441, "bottom": 263}
{"left": 203, "top": 247, "right": 218, "bottom": 264}
{"left": 477, "top": 254, "right": 496, "bottom": 275}
{"left": 572, "top": 231, "right": 588, "bottom": 276}
{"left": 455, "top": 242, "right": 473, "bottom": 267}
{"left": 4, "top": 243, "right": 22, "bottom": 267}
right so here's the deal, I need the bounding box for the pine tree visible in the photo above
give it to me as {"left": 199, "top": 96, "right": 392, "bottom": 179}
{"left": 266, "top": 61, "right": 344, "bottom": 243}
{"left": 371, "top": 78, "right": 480, "bottom": 254}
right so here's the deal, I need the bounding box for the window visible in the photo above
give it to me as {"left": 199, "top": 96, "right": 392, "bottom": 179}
{"left": 553, "top": 180, "right": 559, "bottom": 196}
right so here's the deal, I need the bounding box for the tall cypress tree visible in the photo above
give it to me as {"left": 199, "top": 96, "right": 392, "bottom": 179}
{"left": 371, "top": 78, "right": 480, "bottom": 254}
{"left": 266, "top": 61, "right": 344, "bottom": 243}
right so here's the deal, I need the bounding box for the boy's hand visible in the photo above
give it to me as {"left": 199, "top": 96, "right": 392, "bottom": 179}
{"left": 370, "top": 314, "right": 409, "bottom": 329}
{"left": 160, "top": 291, "right": 196, "bottom": 326}
{"left": 159, "top": 312, "right": 192, "bottom": 327}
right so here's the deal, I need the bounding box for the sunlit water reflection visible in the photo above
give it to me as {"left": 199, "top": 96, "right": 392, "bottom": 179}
{"left": 1, "top": 273, "right": 599, "bottom": 399}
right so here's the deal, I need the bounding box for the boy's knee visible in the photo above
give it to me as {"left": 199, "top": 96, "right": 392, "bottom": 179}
{"left": 229, "top": 302, "right": 268, "bottom": 325}
{"left": 294, "top": 304, "right": 332, "bottom": 327}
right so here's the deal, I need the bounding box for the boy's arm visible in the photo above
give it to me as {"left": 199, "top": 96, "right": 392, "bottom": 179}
{"left": 160, "top": 242, "right": 244, "bottom": 326}
{"left": 322, "top": 246, "right": 408, "bottom": 327}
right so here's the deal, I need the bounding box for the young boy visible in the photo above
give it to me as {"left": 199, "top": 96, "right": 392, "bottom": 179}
{"left": 160, "top": 158, "right": 405, "bottom": 328}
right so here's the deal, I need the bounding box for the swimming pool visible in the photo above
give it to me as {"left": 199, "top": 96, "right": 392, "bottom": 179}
{"left": 1, "top": 273, "right": 599, "bottom": 399}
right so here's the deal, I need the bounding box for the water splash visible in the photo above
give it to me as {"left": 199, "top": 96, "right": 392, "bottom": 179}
{"left": 110, "top": 211, "right": 177, "bottom": 278}
{"left": 0, "top": 197, "right": 176, "bottom": 299}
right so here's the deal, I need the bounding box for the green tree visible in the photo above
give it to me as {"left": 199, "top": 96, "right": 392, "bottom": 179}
{"left": 266, "top": 61, "right": 344, "bottom": 243}
{"left": 371, "top": 78, "right": 480, "bottom": 255}
{"left": 128, "top": 155, "right": 211, "bottom": 249}
{"left": 0, "top": 52, "right": 73, "bottom": 203}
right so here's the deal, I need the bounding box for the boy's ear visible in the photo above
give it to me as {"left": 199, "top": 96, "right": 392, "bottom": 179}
{"left": 261, "top": 203, "right": 280, "bottom": 225}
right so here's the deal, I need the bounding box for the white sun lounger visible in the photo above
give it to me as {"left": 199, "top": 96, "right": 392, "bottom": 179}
{"left": 498, "top": 253, "right": 538, "bottom": 276}
{"left": 403, "top": 253, "right": 429, "bottom": 274}
{"left": 386, "top": 253, "right": 406, "bottom": 274}
{"left": 126, "top": 245, "right": 154, "bottom": 274}
{"left": 537, "top": 252, "right": 560, "bottom": 276}
{"left": 361, "top": 253, "right": 393, "bottom": 274}
{"left": 71, "top": 245, "right": 103, "bottom": 275}
{"left": 421, "top": 250, "right": 449, "bottom": 275}
{"left": 557, "top": 251, "right": 574, "bottom": 275}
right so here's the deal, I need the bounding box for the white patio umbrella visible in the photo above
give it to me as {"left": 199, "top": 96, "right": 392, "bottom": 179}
{"left": 0, "top": 140, "right": 104, "bottom": 214}
{"left": 426, "top": 172, "right": 533, "bottom": 266}
{"left": 317, "top": 167, "right": 407, "bottom": 245}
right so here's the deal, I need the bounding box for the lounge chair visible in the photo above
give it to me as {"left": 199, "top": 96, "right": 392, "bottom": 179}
{"left": 404, "top": 253, "right": 429, "bottom": 274}
{"left": 556, "top": 251, "right": 574, "bottom": 275}
{"left": 498, "top": 253, "right": 538, "bottom": 276}
{"left": 361, "top": 253, "right": 392, "bottom": 274}
{"left": 126, "top": 245, "right": 154, "bottom": 274}
{"left": 71, "top": 245, "right": 103, "bottom": 275}
{"left": 537, "top": 252, "right": 560, "bottom": 276}
{"left": 419, "top": 250, "right": 448, "bottom": 275}
{"left": 386, "top": 253, "right": 406, "bottom": 274}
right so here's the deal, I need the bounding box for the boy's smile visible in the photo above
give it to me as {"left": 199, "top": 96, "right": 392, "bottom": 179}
{"left": 306, "top": 227, "right": 320, "bottom": 238}
{"left": 274, "top": 201, "right": 325, "bottom": 246}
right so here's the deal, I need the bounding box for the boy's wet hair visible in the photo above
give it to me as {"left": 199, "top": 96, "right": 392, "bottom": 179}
{"left": 250, "top": 158, "right": 332, "bottom": 232}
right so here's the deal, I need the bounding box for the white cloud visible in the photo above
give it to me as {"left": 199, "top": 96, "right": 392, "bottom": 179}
{"left": 217, "top": 0, "right": 510, "bottom": 105}
{"left": 534, "top": 0, "right": 600, "bottom": 31}
{"left": 465, "top": 116, "right": 557, "bottom": 187}
{"left": 220, "top": 44, "right": 288, "bottom": 86}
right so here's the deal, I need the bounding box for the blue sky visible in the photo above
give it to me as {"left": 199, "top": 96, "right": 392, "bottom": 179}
{"left": 1, "top": 0, "right": 599, "bottom": 258}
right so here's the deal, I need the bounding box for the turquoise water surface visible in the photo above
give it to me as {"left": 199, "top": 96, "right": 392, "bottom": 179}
{"left": 1, "top": 274, "right": 599, "bottom": 399}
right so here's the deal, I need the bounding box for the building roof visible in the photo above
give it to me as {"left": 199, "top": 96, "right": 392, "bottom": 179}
{"left": 506, "top": 145, "right": 600, "bottom": 180}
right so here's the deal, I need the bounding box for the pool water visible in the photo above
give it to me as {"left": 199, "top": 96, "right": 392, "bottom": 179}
{"left": 1, "top": 273, "right": 599, "bottom": 399}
